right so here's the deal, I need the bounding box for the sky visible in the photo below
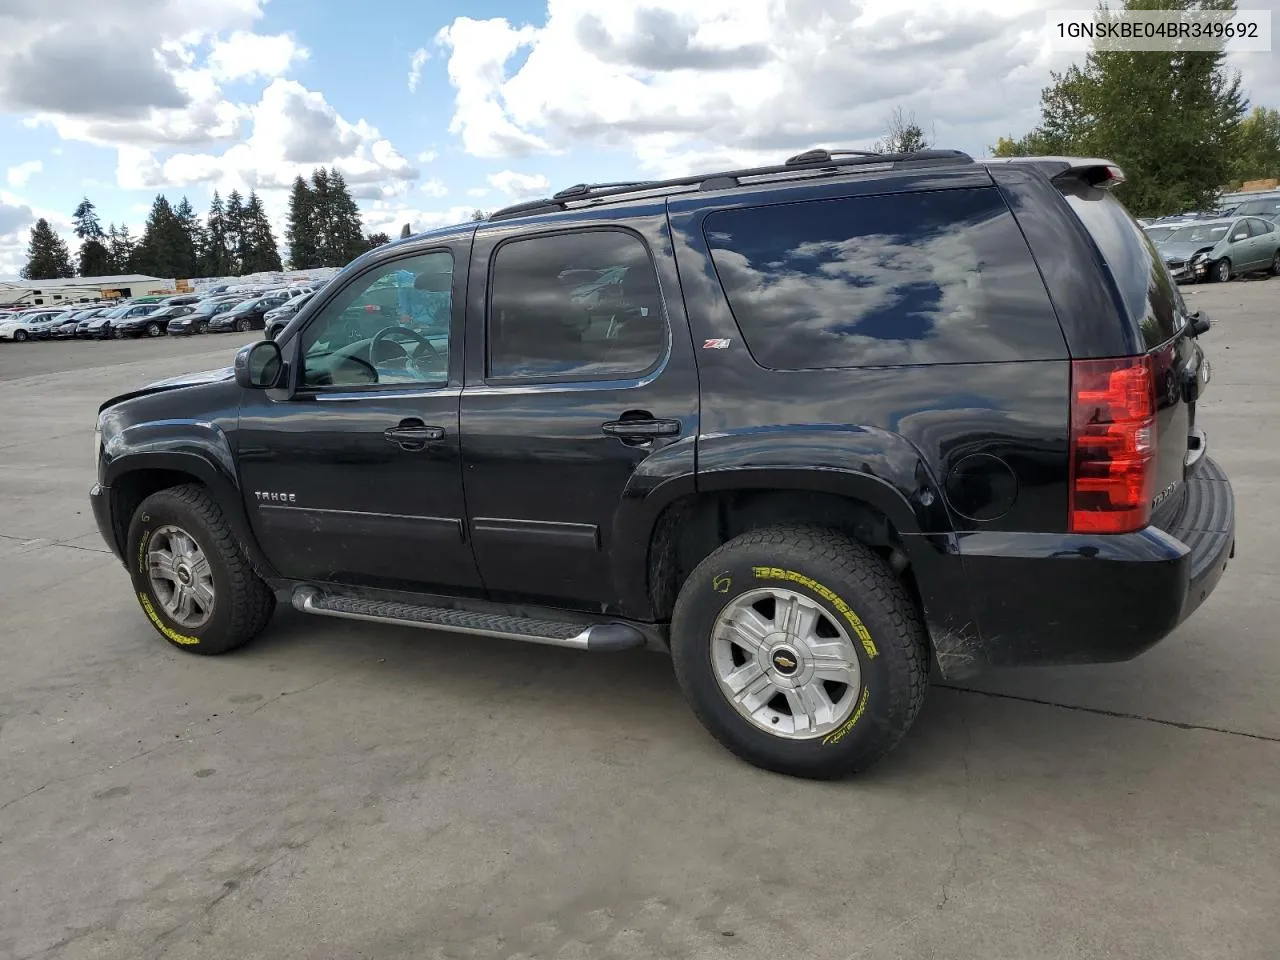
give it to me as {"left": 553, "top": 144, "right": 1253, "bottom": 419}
{"left": 1, "top": 0, "right": 1278, "bottom": 278}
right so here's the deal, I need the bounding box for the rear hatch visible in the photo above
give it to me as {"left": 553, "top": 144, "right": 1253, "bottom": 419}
{"left": 1057, "top": 180, "right": 1207, "bottom": 531}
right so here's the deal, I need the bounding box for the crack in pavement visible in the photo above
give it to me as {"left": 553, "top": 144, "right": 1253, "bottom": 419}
{"left": 939, "top": 685, "right": 1280, "bottom": 743}
{"left": 936, "top": 698, "right": 973, "bottom": 910}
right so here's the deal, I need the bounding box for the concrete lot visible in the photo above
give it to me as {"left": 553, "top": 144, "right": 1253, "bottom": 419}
{"left": 1, "top": 292, "right": 1277, "bottom": 960}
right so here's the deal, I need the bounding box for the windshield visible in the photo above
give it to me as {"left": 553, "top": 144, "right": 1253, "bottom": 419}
{"left": 1168, "top": 222, "right": 1231, "bottom": 243}
{"left": 1230, "top": 198, "right": 1280, "bottom": 218}
{"left": 1144, "top": 225, "right": 1181, "bottom": 241}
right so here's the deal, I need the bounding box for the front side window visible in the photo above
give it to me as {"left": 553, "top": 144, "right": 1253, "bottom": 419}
{"left": 301, "top": 251, "right": 453, "bottom": 389}
{"left": 487, "top": 230, "right": 666, "bottom": 380}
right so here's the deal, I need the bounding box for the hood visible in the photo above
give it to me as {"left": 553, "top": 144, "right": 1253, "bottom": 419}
{"left": 1156, "top": 241, "right": 1216, "bottom": 260}
{"left": 146, "top": 366, "right": 235, "bottom": 389}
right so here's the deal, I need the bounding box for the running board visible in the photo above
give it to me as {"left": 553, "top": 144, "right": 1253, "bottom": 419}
{"left": 291, "top": 587, "right": 646, "bottom": 652}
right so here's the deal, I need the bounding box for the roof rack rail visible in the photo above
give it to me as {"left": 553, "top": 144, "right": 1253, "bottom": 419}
{"left": 486, "top": 148, "right": 974, "bottom": 221}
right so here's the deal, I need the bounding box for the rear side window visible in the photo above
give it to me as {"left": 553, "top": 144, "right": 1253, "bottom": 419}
{"left": 488, "top": 229, "right": 667, "bottom": 381}
{"left": 1058, "top": 184, "right": 1181, "bottom": 349}
{"left": 703, "top": 188, "right": 1065, "bottom": 369}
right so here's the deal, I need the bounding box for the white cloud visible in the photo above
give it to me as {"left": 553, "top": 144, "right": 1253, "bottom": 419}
{"left": 360, "top": 201, "right": 480, "bottom": 238}
{"left": 467, "top": 187, "right": 490, "bottom": 197}
{"left": 6, "top": 160, "right": 43, "bottom": 187}
{"left": 487, "top": 170, "right": 550, "bottom": 199}
{"left": 408, "top": 47, "right": 430, "bottom": 93}
{"left": 417, "top": 150, "right": 437, "bottom": 163}
{"left": 420, "top": 179, "right": 448, "bottom": 197}
{"left": 208, "top": 31, "right": 308, "bottom": 82}
{"left": 434, "top": 0, "right": 1280, "bottom": 170}
{"left": 116, "top": 79, "right": 421, "bottom": 199}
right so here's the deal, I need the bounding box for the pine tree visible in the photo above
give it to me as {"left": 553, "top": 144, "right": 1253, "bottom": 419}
{"left": 996, "top": 0, "right": 1247, "bottom": 216}
{"left": 107, "top": 224, "right": 137, "bottom": 274}
{"left": 133, "top": 195, "right": 193, "bottom": 279}
{"left": 20, "top": 219, "right": 75, "bottom": 280}
{"left": 1232, "top": 106, "right": 1280, "bottom": 183}
{"left": 225, "top": 190, "right": 246, "bottom": 275}
{"left": 241, "top": 191, "right": 284, "bottom": 273}
{"left": 72, "top": 197, "right": 112, "bottom": 277}
{"left": 202, "top": 192, "right": 233, "bottom": 277}
{"left": 285, "top": 176, "right": 320, "bottom": 269}
{"left": 173, "top": 196, "right": 203, "bottom": 279}
{"left": 327, "top": 171, "right": 367, "bottom": 265}
{"left": 309, "top": 168, "right": 332, "bottom": 265}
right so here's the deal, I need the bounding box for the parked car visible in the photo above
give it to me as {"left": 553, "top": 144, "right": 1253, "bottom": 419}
{"left": 84, "top": 302, "right": 156, "bottom": 339}
{"left": 114, "top": 304, "right": 197, "bottom": 338}
{"left": 1221, "top": 196, "right": 1280, "bottom": 223}
{"left": 0, "top": 309, "right": 67, "bottom": 342}
{"left": 263, "top": 292, "right": 315, "bottom": 339}
{"left": 89, "top": 149, "right": 1234, "bottom": 780}
{"left": 207, "top": 293, "right": 290, "bottom": 333}
{"left": 1155, "top": 216, "right": 1280, "bottom": 282}
{"left": 168, "top": 297, "right": 242, "bottom": 336}
{"left": 158, "top": 294, "right": 202, "bottom": 308}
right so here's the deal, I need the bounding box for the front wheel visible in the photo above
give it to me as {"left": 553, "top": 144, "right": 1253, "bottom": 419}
{"left": 126, "top": 484, "right": 276, "bottom": 655}
{"left": 670, "top": 525, "right": 929, "bottom": 779}
{"left": 1213, "top": 258, "right": 1232, "bottom": 283}
{"left": 147, "top": 322, "right": 162, "bottom": 337}
{"left": 236, "top": 318, "right": 251, "bottom": 332}
{"left": 197, "top": 320, "right": 209, "bottom": 335}
{"left": 13, "top": 330, "right": 27, "bottom": 342}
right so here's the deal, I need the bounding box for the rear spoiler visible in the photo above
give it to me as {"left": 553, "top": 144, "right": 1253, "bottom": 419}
{"left": 985, "top": 156, "right": 1126, "bottom": 189}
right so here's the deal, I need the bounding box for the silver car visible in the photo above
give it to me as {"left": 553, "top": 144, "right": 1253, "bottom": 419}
{"left": 1155, "top": 216, "right": 1280, "bottom": 283}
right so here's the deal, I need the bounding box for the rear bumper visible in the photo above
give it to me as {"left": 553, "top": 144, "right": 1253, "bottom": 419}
{"left": 952, "top": 457, "right": 1234, "bottom": 669}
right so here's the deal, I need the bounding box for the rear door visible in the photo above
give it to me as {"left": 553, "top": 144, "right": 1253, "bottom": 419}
{"left": 459, "top": 207, "right": 699, "bottom": 614}
{"left": 1248, "top": 218, "right": 1278, "bottom": 269}
{"left": 1056, "top": 184, "right": 1205, "bottom": 526}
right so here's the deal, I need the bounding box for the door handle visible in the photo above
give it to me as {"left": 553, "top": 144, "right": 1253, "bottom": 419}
{"left": 384, "top": 421, "right": 445, "bottom": 450}
{"left": 601, "top": 417, "right": 682, "bottom": 440}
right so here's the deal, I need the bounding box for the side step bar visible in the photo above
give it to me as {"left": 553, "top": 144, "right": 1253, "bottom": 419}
{"left": 291, "top": 587, "right": 646, "bottom": 652}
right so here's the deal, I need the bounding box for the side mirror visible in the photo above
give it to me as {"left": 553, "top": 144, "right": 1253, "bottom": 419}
{"left": 234, "top": 340, "right": 284, "bottom": 389}
{"left": 1231, "top": 231, "right": 1248, "bottom": 242}
{"left": 1187, "top": 310, "right": 1212, "bottom": 338}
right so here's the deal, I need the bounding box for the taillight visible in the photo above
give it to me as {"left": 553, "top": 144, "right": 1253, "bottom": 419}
{"left": 1069, "top": 355, "right": 1157, "bottom": 534}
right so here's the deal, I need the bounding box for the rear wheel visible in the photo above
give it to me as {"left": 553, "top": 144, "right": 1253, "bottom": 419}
{"left": 670, "top": 525, "right": 929, "bottom": 779}
{"left": 1271, "top": 250, "right": 1280, "bottom": 277}
{"left": 126, "top": 484, "right": 275, "bottom": 655}
{"left": 1213, "top": 258, "right": 1232, "bottom": 283}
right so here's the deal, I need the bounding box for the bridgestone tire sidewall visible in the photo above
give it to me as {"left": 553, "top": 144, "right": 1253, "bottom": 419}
{"left": 126, "top": 492, "right": 241, "bottom": 653}
{"left": 671, "top": 534, "right": 923, "bottom": 778}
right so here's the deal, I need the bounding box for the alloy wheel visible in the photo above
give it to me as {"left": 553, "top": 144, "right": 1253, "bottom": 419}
{"left": 146, "top": 525, "right": 215, "bottom": 629}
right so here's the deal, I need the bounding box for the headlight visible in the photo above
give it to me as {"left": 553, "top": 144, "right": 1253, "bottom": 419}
{"left": 93, "top": 423, "right": 102, "bottom": 466}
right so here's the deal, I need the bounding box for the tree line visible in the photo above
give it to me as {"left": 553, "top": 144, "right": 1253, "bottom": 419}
{"left": 991, "top": 0, "right": 1277, "bottom": 216}
{"left": 21, "top": 167, "right": 393, "bottom": 281}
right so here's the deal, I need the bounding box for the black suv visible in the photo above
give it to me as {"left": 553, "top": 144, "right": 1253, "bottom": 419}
{"left": 89, "top": 149, "right": 1234, "bottom": 779}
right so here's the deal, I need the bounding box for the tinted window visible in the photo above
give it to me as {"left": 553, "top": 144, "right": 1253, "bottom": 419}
{"left": 1060, "top": 185, "right": 1181, "bottom": 349}
{"left": 703, "top": 188, "right": 1065, "bottom": 369}
{"left": 1248, "top": 218, "right": 1274, "bottom": 236}
{"left": 301, "top": 251, "right": 453, "bottom": 388}
{"left": 488, "top": 230, "right": 666, "bottom": 380}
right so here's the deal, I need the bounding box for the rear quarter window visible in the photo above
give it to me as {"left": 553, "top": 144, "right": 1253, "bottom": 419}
{"left": 1058, "top": 183, "right": 1182, "bottom": 349}
{"left": 703, "top": 188, "right": 1066, "bottom": 369}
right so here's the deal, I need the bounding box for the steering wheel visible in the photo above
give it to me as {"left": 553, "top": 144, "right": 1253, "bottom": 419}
{"left": 369, "top": 324, "right": 443, "bottom": 371}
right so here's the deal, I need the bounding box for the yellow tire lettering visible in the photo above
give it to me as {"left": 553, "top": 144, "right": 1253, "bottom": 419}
{"left": 750, "top": 567, "right": 878, "bottom": 658}
{"left": 712, "top": 573, "right": 733, "bottom": 594}
{"left": 137, "top": 531, "right": 151, "bottom": 576}
{"left": 822, "top": 687, "right": 870, "bottom": 746}
{"left": 138, "top": 592, "right": 200, "bottom": 646}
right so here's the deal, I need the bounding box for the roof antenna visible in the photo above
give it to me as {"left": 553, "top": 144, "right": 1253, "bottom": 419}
{"left": 399, "top": 223, "right": 411, "bottom": 239}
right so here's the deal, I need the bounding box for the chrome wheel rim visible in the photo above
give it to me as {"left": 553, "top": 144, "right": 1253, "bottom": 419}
{"left": 1217, "top": 260, "right": 1229, "bottom": 281}
{"left": 146, "top": 525, "right": 215, "bottom": 628}
{"left": 710, "top": 587, "right": 862, "bottom": 740}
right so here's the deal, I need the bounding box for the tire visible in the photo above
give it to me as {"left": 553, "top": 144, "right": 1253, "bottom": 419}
{"left": 13, "top": 330, "right": 27, "bottom": 342}
{"left": 197, "top": 321, "right": 209, "bottom": 335}
{"left": 112, "top": 327, "right": 124, "bottom": 339}
{"left": 1271, "top": 250, "right": 1280, "bottom": 277}
{"left": 1213, "top": 258, "right": 1231, "bottom": 283}
{"left": 237, "top": 318, "right": 251, "bottom": 333}
{"left": 147, "top": 322, "right": 162, "bottom": 337}
{"left": 670, "top": 525, "right": 929, "bottom": 780}
{"left": 126, "top": 484, "right": 276, "bottom": 655}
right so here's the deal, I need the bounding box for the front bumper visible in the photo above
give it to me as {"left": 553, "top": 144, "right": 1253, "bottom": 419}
{"left": 89, "top": 483, "right": 123, "bottom": 562}
{"left": 953, "top": 457, "right": 1235, "bottom": 669}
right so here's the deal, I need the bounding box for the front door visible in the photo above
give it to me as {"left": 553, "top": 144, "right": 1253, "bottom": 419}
{"left": 237, "top": 245, "right": 484, "bottom": 595}
{"left": 459, "top": 214, "right": 699, "bottom": 614}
